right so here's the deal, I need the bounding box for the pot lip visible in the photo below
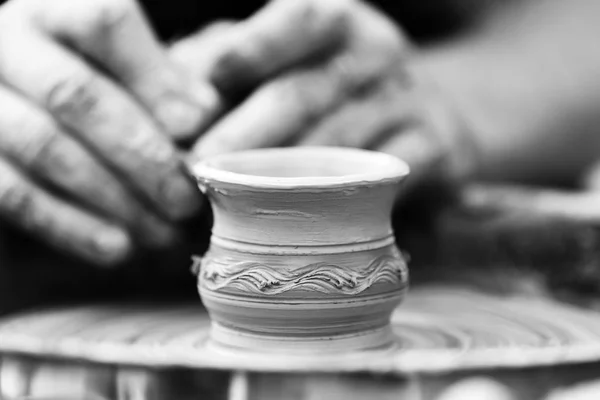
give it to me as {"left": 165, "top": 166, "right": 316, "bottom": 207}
{"left": 190, "top": 147, "right": 410, "bottom": 189}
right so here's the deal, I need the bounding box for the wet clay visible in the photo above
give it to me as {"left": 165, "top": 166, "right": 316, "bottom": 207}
{"left": 191, "top": 147, "right": 410, "bottom": 352}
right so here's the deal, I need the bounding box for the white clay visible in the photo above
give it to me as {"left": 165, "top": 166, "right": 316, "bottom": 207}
{"left": 191, "top": 147, "right": 410, "bottom": 353}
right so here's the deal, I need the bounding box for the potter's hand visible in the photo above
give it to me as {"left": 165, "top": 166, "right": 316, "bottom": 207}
{"left": 0, "top": 0, "right": 214, "bottom": 265}
{"left": 173, "top": 0, "right": 476, "bottom": 193}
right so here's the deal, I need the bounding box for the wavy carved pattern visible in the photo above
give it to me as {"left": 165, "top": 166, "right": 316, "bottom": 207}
{"left": 198, "top": 255, "right": 407, "bottom": 295}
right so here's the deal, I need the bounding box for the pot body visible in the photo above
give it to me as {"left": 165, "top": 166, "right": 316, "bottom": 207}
{"left": 193, "top": 148, "right": 409, "bottom": 353}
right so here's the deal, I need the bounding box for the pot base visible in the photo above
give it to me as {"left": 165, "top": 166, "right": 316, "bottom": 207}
{"left": 208, "top": 322, "right": 397, "bottom": 354}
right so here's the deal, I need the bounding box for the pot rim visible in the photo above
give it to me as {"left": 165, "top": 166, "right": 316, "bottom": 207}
{"left": 190, "top": 147, "right": 410, "bottom": 189}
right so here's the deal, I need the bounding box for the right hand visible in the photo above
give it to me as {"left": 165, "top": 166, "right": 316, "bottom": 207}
{"left": 171, "top": 0, "right": 477, "bottom": 199}
{"left": 0, "top": 0, "right": 216, "bottom": 265}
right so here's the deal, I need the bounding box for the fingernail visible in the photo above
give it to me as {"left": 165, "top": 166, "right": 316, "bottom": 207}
{"left": 163, "top": 174, "right": 202, "bottom": 220}
{"left": 94, "top": 228, "right": 132, "bottom": 265}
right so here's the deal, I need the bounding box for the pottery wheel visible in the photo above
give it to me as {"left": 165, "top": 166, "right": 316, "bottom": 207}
{"left": 1, "top": 286, "right": 600, "bottom": 375}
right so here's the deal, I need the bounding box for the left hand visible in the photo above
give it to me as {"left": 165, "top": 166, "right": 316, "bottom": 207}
{"left": 171, "top": 0, "right": 478, "bottom": 194}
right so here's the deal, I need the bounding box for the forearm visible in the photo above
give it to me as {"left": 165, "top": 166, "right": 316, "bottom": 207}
{"left": 415, "top": 0, "right": 600, "bottom": 185}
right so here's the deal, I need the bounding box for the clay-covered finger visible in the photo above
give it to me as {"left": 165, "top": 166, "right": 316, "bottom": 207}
{"left": 0, "top": 29, "right": 201, "bottom": 221}
{"left": 11, "top": 0, "right": 217, "bottom": 141}
{"left": 0, "top": 86, "right": 177, "bottom": 247}
{"left": 0, "top": 157, "right": 131, "bottom": 265}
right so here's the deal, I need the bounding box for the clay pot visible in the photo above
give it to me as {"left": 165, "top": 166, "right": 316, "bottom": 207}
{"left": 191, "top": 147, "right": 409, "bottom": 353}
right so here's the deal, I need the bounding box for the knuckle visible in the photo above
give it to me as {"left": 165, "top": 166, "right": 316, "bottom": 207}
{"left": 9, "top": 115, "right": 98, "bottom": 186}
{"left": 20, "top": 121, "right": 62, "bottom": 169}
{"left": 28, "top": 130, "right": 83, "bottom": 178}
{"left": 15, "top": 120, "right": 133, "bottom": 220}
{"left": 43, "top": 71, "right": 100, "bottom": 118}
{"left": 117, "top": 126, "right": 181, "bottom": 195}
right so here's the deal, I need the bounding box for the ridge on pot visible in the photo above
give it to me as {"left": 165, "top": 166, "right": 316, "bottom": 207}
{"left": 191, "top": 147, "right": 410, "bottom": 353}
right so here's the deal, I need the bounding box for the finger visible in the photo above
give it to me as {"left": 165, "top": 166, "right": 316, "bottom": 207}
{"left": 0, "top": 158, "right": 131, "bottom": 265}
{"left": 0, "top": 86, "right": 177, "bottom": 247}
{"left": 198, "top": 0, "right": 352, "bottom": 96}
{"left": 16, "top": 0, "right": 218, "bottom": 141}
{"left": 191, "top": 47, "right": 389, "bottom": 160}
{"left": 191, "top": 68, "right": 341, "bottom": 159}
{"left": 201, "top": 0, "right": 404, "bottom": 98}
{"left": 0, "top": 29, "right": 201, "bottom": 221}
{"left": 169, "top": 21, "right": 237, "bottom": 130}
{"left": 298, "top": 80, "right": 414, "bottom": 148}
